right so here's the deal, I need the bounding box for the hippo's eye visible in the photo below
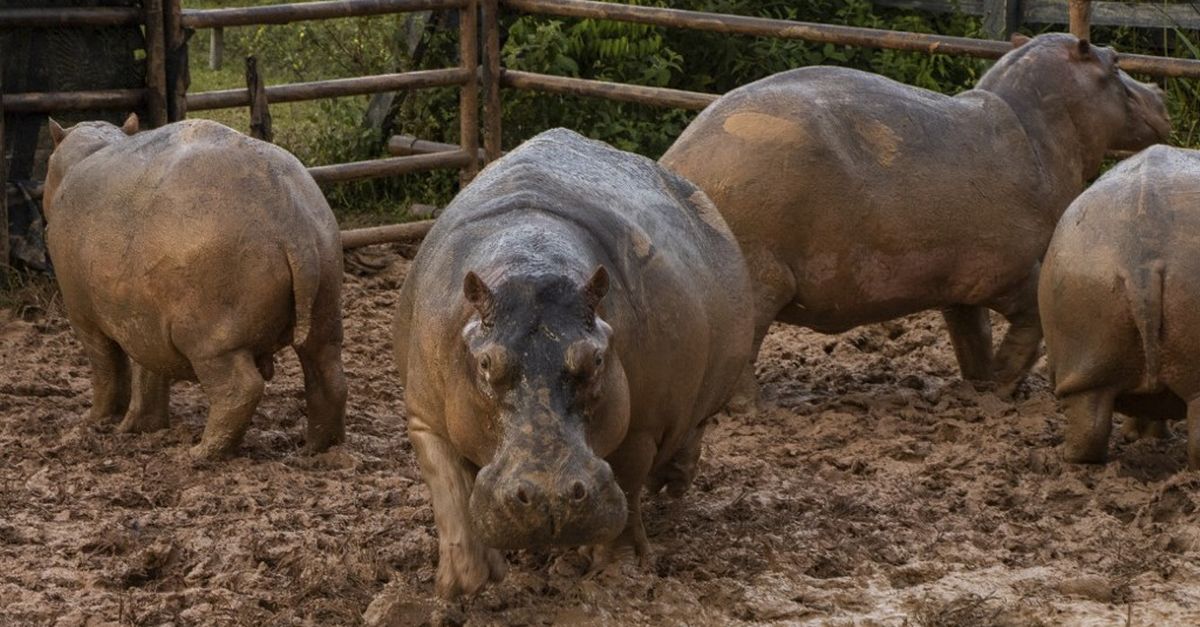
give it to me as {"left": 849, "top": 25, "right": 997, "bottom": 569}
{"left": 479, "top": 354, "right": 491, "bottom": 374}
{"left": 594, "top": 354, "right": 604, "bottom": 370}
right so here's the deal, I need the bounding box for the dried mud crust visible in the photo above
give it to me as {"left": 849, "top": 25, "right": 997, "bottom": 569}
{"left": 1, "top": 247, "right": 1198, "bottom": 626}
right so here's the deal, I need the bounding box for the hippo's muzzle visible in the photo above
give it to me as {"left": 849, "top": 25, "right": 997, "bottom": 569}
{"left": 469, "top": 424, "right": 627, "bottom": 549}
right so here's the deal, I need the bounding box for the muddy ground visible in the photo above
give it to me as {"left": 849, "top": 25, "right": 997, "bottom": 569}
{"left": 2, "top": 248, "right": 1198, "bottom": 626}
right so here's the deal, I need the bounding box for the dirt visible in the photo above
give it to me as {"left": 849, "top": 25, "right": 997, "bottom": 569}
{"left": 2, "top": 247, "right": 1199, "bottom": 626}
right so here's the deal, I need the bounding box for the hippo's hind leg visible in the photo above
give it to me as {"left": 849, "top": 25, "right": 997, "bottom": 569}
{"left": 76, "top": 324, "right": 131, "bottom": 423}
{"left": 942, "top": 305, "right": 993, "bottom": 382}
{"left": 117, "top": 363, "right": 170, "bottom": 433}
{"left": 295, "top": 331, "right": 347, "bottom": 453}
{"left": 410, "top": 420, "right": 506, "bottom": 598}
{"left": 1115, "top": 391, "right": 1183, "bottom": 442}
{"left": 190, "top": 350, "right": 265, "bottom": 460}
{"left": 727, "top": 247, "right": 797, "bottom": 414}
{"left": 990, "top": 266, "right": 1043, "bottom": 397}
{"left": 1188, "top": 397, "right": 1200, "bottom": 470}
{"left": 648, "top": 418, "right": 708, "bottom": 498}
{"left": 1061, "top": 386, "right": 1118, "bottom": 464}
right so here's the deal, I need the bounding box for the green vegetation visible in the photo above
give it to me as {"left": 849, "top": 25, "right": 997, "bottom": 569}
{"left": 180, "top": 0, "right": 1199, "bottom": 219}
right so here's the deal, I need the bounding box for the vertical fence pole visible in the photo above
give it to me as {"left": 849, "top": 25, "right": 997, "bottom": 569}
{"left": 1069, "top": 0, "right": 1091, "bottom": 40}
{"left": 163, "top": 0, "right": 190, "bottom": 121}
{"left": 245, "top": 56, "right": 272, "bottom": 142}
{"left": 458, "top": 0, "right": 480, "bottom": 183}
{"left": 210, "top": 27, "right": 225, "bottom": 70}
{"left": 982, "top": 0, "right": 1021, "bottom": 40}
{"left": 144, "top": 0, "right": 168, "bottom": 127}
{"left": 0, "top": 67, "right": 8, "bottom": 270}
{"left": 481, "top": 0, "right": 502, "bottom": 163}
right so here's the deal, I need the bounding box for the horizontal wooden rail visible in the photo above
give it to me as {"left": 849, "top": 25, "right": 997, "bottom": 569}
{"left": 182, "top": 0, "right": 466, "bottom": 29}
{"left": 501, "top": 70, "right": 717, "bottom": 110}
{"left": 387, "top": 134, "right": 492, "bottom": 160}
{"left": 503, "top": 0, "right": 1200, "bottom": 79}
{"left": 0, "top": 7, "right": 142, "bottom": 27}
{"left": 186, "top": 68, "right": 470, "bottom": 111}
{"left": 504, "top": 0, "right": 1012, "bottom": 59}
{"left": 2, "top": 89, "right": 145, "bottom": 114}
{"left": 874, "top": 0, "right": 1200, "bottom": 31}
{"left": 341, "top": 220, "right": 434, "bottom": 248}
{"left": 308, "top": 150, "right": 472, "bottom": 185}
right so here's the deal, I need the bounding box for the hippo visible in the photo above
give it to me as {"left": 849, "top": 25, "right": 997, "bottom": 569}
{"left": 44, "top": 115, "right": 346, "bottom": 460}
{"left": 393, "top": 128, "right": 753, "bottom": 598}
{"left": 661, "top": 33, "right": 1169, "bottom": 405}
{"left": 1041, "top": 145, "right": 1200, "bottom": 469}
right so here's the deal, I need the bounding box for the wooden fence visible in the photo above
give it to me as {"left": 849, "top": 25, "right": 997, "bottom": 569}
{"left": 3, "top": 0, "right": 1200, "bottom": 258}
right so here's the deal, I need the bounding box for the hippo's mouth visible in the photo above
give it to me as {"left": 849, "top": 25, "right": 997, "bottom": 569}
{"left": 467, "top": 472, "right": 627, "bottom": 550}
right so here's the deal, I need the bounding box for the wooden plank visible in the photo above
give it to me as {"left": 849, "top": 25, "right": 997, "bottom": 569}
{"left": 981, "top": 0, "right": 1021, "bottom": 40}
{"left": 182, "top": 0, "right": 467, "bottom": 29}
{"left": 387, "top": 133, "right": 490, "bottom": 160}
{"left": 164, "top": 0, "right": 190, "bottom": 121}
{"left": 1, "top": 89, "right": 146, "bottom": 113}
{"left": 245, "top": 56, "right": 272, "bottom": 142}
{"left": 341, "top": 220, "right": 434, "bottom": 249}
{"left": 144, "top": 0, "right": 169, "bottom": 127}
{"left": 1069, "top": 0, "right": 1091, "bottom": 39}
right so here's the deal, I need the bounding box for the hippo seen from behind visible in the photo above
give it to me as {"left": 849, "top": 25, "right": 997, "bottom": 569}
{"left": 393, "top": 128, "right": 754, "bottom": 598}
{"left": 44, "top": 116, "right": 346, "bottom": 460}
{"left": 661, "top": 33, "right": 1170, "bottom": 405}
{"left": 1041, "top": 145, "right": 1200, "bottom": 469}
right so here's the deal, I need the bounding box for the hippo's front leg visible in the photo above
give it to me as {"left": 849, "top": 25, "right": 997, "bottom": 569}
{"left": 587, "top": 431, "right": 656, "bottom": 569}
{"left": 409, "top": 419, "right": 506, "bottom": 598}
{"left": 942, "top": 305, "right": 993, "bottom": 382}
{"left": 117, "top": 363, "right": 170, "bottom": 433}
{"left": 1188, "top": 398, "right": 1200, "bottom": 470}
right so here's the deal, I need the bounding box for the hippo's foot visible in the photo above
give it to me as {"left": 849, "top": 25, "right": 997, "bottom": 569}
{"left": 86, "top": 408, "right": 123, "bottom": 425}
{"left": 116, "top": 410, "right": 169, "bottom": 434}
{"left": 724, "top": 367, "right": 761, "bottom": 416}
{"left": 1121, "top": 415, "right": 1172, "bottom": 442}
{"left": 189, "top": 439, "right": 238, "bottom": 461}
{"left": 1061, "top": 389, "right": 1116, "bottom": 465}
{"left": 435, "top": 540, "right": 506, "bottom": 599}
{"left": 582, "top": 520, "right": 651, "bottom": 573}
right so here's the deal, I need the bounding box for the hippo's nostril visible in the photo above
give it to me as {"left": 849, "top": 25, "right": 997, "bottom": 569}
{"left": 516, "top": 486, "right": 531, "bottom": 506}
{"left": 570, "top": 480, "right": 587, "bottom": 501}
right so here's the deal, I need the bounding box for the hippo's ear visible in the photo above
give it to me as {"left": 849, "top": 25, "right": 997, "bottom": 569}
{"left": 463, "top": 271, "right": 495, "bottom": 323}
{"left": 1010, "top": 33, "right": 1031, "bottom": 48}
{"left": 49, "top": 119, "right": 67, "bottom": 146}
{"left": 1073, "top": 38, "right": 1092, "bottom": 60}
{"left": 582, "top": 265, "right": 609, "bottom": 314}
{"left": 121, "top": 113, "right": 140, "bottom": 135}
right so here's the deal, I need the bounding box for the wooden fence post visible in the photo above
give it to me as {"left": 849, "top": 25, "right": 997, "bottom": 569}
{"left": 1069, "top": 0, "right": 1091, "bottom": 40}
{"left": 245, "top": 56, "right": 272, "bottom": 142}
{"left": 210, "top": 27, "right": 224, "bottom": 70}
{"left": 163, "top": 0, "right": 190, "bottom": 121}
{"left": 1, "top": 65, "right": 8, "bottom": 270}
{"left": 982, "top": 0, "right": 1021, "bottom": 40}
{"left": 481, "top": 0, "right": 502, "bottom": 163}
{"left": 458, "top": 0, "right": 480, "bottom": 184}
{"left": 144, "top": 0, "right": 168, "bottom": 127}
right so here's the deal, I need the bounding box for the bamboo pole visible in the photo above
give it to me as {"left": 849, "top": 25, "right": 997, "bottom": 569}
{"left": 308, "top": 151, "right": 472, "bottom": 185}
{"left": 209, "top": 28, "right": 225, "bottom": 70}
{"left": 143, "top": 0, "right": 169, "bottom": 127}
{"left": 458, "top": 0, "right": 481, "bottom": 183}
{"left": 245, "top": 56, "right": 272, "bottom": 142}
{"left": 387, "top": 133, "right": 490, "bottom": 160}
{"left": 1069, "top": 0, "right": 1091, "bottom": 40}
{"left": 186, "top": 68, "right": 469, "bottom": 111}
{"left": 0, "top": 7, "right": 141, "bottom": 27}
{"left": 341, "top": 220, "right": 434, "bottom": 248}
{"left": 501, "top": 70, "right": 717, "bottom": 110}
{"left": 181, "top": 0, "right": 467, "bottom": 29}
{"left": 1, "top": 89, "right": 146, "bottom": 113}
{"left": 481, "top": 0, "right": 502, "bottom": 162}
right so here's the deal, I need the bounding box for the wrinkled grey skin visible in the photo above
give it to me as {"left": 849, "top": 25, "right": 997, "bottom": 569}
{"left": 662, "top": 33, "right": 1170, "bottom": 406}
{"left": 44, "top": 116, "right": 346, "bottom": 460}
{"left": 1041, "top": 145, "right": 1200, "bottom": 470}
{"left": 393, "top": 128, "right": 754, "bottom": 598}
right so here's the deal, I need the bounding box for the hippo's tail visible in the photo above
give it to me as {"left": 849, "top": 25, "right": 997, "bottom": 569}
{"left": 1121, "top": 261, "right": 1165, "bottom": 391}
{"left": 285, "top": 241, "right": 320, "bottom": 348}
